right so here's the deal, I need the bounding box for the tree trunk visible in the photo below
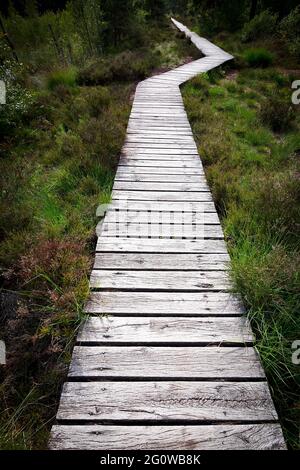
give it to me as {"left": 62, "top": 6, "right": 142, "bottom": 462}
{"left": 0, "top": 14, "right": 19, "bottom": 63}
{"left": 48, "top": 23, "right": 65, "bottom": 64}
{"left": 249, "top": 0, "right": 258, "bottom": 20}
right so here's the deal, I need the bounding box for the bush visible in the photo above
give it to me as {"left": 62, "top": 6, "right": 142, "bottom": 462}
{"left": 110, "top": 50, "right": 157, "bottom": 81}
{"left": 279, "top": 6, "right": 300, "bottom": 58}
{"left": 259, "top": 97, "right": 296, "bottom": 132}
{"left": 78, "top": 50, "right": 158, "bottom": 85}
{"left": 241, "top": 10, "right": 278, "bottom": 42}
{"left": 78, "top": 59, "right": 113, "bottom": 85}
{"left": 46, "top": 67, "right": 78, "bottom": 90}
{"left": 244, "top": 48, "right": 274, "bottom": 67}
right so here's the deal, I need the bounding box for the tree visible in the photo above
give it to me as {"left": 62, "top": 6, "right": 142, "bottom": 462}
{"left": 249, "top": 0, "right": 258, "bottom": 19}
{"left": 146, "top": 0, "right": 166, "bottom": 19}
{"left": 101, "top": 0, "right": 135, "bottom": 46}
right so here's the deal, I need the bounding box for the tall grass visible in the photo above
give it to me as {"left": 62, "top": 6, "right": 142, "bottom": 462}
{"left": 183, "top": 65, "right": 300, "bottom": 448}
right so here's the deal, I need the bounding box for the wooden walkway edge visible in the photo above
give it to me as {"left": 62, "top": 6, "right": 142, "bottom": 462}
{"left": 49, "top": 18, "right": 286, "bottom": 450}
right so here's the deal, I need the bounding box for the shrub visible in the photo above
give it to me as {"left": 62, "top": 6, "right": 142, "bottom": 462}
{"left": 110, "top": 51, "right": 154, "bottom": 81}
{"left": 241, "top": 10, "right": 278, "bottom": 42}
{"left": 78, "top": 59, "right": 113, "bottom": 85}
{"left": 244, "top": 48, "right": 274, "bottom": 67}
{"left": 46, "top": 67, "right": 78, "bottom": 90}
{"left": 259, "top": 97, "right": 296, "bottom": 132}
{"left": 279, "top": 6, "right": 300, "bottom": 58}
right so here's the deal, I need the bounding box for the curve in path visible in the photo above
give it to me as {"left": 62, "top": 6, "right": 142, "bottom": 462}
{"left": 49, "top": 19, "right": 286, "bottom": 450}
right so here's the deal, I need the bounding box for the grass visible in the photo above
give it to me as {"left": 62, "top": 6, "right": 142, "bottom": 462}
{"left": 46, "top": 67, "right": 78, "bottom": 90}
{"left": 183, "top": 60, "right": 300, "bottom": 448}
{"left": 244, "top": 48, "right": 274, "bottom": 67}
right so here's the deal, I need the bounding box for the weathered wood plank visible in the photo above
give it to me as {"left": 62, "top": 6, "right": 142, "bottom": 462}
{"left": 85, "top": 291, "right": 244, "bottom": 315}
{"left": 49, "top": 424, "right": 286, "bottom": 450}
{"left": 77, "top": 316, "right": 253, "bottom": 344}
{"left": 100, "top": 223, "right": 223, "bottom": 239}
{"left": 112, "top": 191, "right": 212, "bottom": 201}
{"left": 119, "top": 160, "right": 202, "bottom": 168}
{"left": 116, "top": 167, "right": 204, "bottom": 175}
{"left": 93, "top": 252, "right": 229, "bottom": 270}
{"left": 104, "top": 210, "right": 220, "bottom": 224}
{"left": 122, "top": 148, "right": 198, "bottom": 154}
{"left": 96, "top": 237, "right": 227, "bottom": 253}
{"left": 56, "top": 381, "right": 277, "bottom": 422}
{"left": 113, "top": 181, "right": 208, "bottom": 191}
{"left": 103, "top": 200, "right": 216, "bottom": 212}
{"left": 120, "top": 154, "right": 200, "bottom": 161}
{"left": 89, "top": 269, "right": 231, "bottom": 291}
{"left": 68, "top": 346, "right": 265, "bottom": 379}
{"left": 115, "top": 173, "right": 206, "bottom": 182}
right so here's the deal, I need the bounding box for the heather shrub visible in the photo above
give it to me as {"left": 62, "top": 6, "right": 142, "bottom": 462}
{"left": 241, "top": 10, "right": 278, "bottom": 42}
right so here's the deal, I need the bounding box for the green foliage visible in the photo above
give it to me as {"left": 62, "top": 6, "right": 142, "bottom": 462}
{"left": 241, "top": 10, "right": 278, "bottom": 42}
{"left": 259, "top": 96, "right": 296, "bottom": 132}
{"left": 0, "top": 59, "right": 35, "bottom": 134}
{"left": 279, "top": 6, "right": 300, "bottom": 58}
{"left": 244, "top": 48, "right": 274, "bottom": 67}
{"left": 195, "top": 0, "right": 249, "bottom": 34}
{"left": 183, "top": 67, "right": 300, "bottom": 447}
{"left": 46, "top": 67, "right": 78, "bottom": 90}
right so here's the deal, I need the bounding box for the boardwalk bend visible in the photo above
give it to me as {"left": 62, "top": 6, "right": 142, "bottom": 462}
{"left": 49, "top": 19, "right": 286, "bottom": 450}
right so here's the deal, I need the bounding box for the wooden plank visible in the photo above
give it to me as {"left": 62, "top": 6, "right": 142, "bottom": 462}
{"left": 77, "top": 316, "right": 253, "bottom": 344}
{"left": 104, "top": 200, "right": 216, "bottom": 212}
{"left": 112, "top": 191, "right": 212, "bottom": 202}
{"left": 122, "top": 148, "right": 198, "bottom": 154}
{"left": 120, "top": 156, "right": 200, "bottom": 162}
{"left": 116, "top": 167, "right": 204, "bottom": 175}
{"left": 100, "top": 223, "right": 224, "bottom": 239}
{"left": 96, "top": 237, "right": 227, "bottom": 253}
{"left": 115, "top": 173, "right": 205, "bottom": 182}
{"left": 120, "top": 154, "right": 200, "bottom": 161}
{"left": 89, "top": 270, "right": 231, "bottom": 291}
{"left": 56, "top": 381, "right": 277, "bottom": 422}
{"left": 93, "top": 252, "right": 229, "bottom": 271}
{"left": 119, "top": 160, "right": 202, "bottom": 168}
{"left": 49, "top": 424, "right": 286, "bottom": 450}
{"left": 113, "top": 181, "right": 208, "bottom": 191}
{"left": 85, "top": 291, "right": 244, "bottom": 315}
{"left": 68, "top": 346, "right": 265, "bottom": 379}
{"left": 104, "top": 211, "right": 220, "bottom": 224}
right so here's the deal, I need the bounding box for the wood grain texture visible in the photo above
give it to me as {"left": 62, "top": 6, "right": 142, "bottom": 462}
{"left": 104, "top": 210, "right": 220, "bottom": 224}
{"left": 105, "top": 200, "right": 216, "bottom": 212}
{"left": 56, "top": 381, "right": 276, "bottom": 422}
{"left": 113, "top": 181, "right": 209, "bottom": 191}
{"left": 115, "top": 173, "right": 205, "bottom": 182}
{"left": 69, "top": 346, "right": 265, "bottom": 379}
{"left": 49, "top": 424, "right": 286, "bottom": 450}
{"left": 85, "top": 291, "right": 244, "bottom": 315}
{"left": 112, "top": 190, "right": 212, "bottom": 202}
{"left": 96, "top": 237, "right": 228, "bottom": 253}
{"left": 77, "top": 316, "right": 253, "bottom": 344}
{"left": 89, "top": 269, "right": 231, "bottom": 291}
{"left": 100, "top": 223, "right": 224, "bottom": 239}
{"left": 93, "top": 252, "right": 229, "bottom": 270}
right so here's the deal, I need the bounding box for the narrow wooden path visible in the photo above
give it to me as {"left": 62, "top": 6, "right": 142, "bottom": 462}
{"left": 49, "top": 19, "right": 286, "bottom": 450}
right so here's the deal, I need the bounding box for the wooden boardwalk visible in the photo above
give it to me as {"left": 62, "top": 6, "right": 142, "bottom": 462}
{"left": 49, "top": 19, "right": 286, "bottom": 450}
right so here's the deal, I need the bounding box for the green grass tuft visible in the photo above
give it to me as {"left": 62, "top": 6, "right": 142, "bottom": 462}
{"left": 46, "top": 67, "right": 78, "bottom": 90}
{"left": 244, "top": 48, "right": 274, "bottom": 67}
